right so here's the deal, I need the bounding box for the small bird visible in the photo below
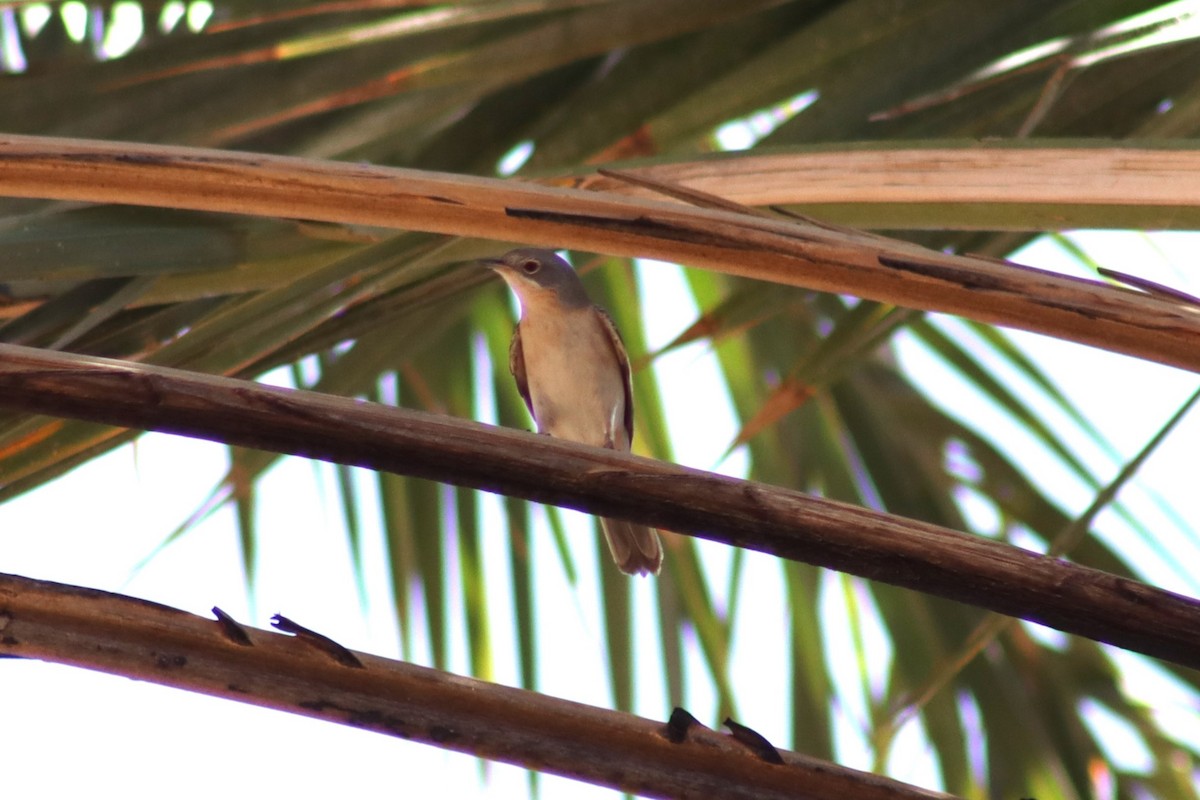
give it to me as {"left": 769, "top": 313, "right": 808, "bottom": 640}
{"left": 484, "top": 248, "right": 663, "bottom": 576}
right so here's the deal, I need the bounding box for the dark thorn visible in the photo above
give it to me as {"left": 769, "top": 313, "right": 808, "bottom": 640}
{"left": 724, "top": 717, "right": 785, "bottom": 765}
{"left": 271, "top": 614, "right": 365, "bottom": 668}
{"left": 665, "top": 707, "right": 703, "bottom": 743}
{"left": 212, "top": 606, "right": 253, "bottom": 646}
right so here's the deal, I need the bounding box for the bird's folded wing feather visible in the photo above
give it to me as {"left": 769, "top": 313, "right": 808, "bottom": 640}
{"left": 508, "top": 322, "right": 535, "bottom": 421}
{"left": 594, "top": 307, "right": 635, "bottom": 445}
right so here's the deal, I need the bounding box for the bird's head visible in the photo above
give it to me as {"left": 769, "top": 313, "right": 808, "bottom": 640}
{"left": 483, "top": 248, "right": 591, "bottom": 311}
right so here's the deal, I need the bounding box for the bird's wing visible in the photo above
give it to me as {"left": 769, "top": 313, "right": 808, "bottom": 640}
{"left": 595, "top": 306, "right": 635, "bottom": 446}
{"left": 509, "top": 321, "right": 535, "bottom": 421}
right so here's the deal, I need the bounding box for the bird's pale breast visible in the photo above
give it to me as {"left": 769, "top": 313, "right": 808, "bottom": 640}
{"left": 519, "top": 305, "right": 628, "bottom": 449}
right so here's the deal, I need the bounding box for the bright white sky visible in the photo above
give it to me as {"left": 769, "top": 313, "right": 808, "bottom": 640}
{"left": 3, "top": 231, "right": 1200, "bottom": 798}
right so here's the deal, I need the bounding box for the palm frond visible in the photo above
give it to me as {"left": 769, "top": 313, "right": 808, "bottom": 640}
{"left": 3, "top": 2, "right": 1200, "bottom": 797}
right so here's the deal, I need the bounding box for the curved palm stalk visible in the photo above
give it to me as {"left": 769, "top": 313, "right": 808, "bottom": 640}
{"left": 1, "top": 341, "right": 1198, "bottom": 672}
{"left": 3, "top": 134, "right": 1200, "bottom": 373}
{"left": 0, "top": 570, "right": 955, "bottom": 800}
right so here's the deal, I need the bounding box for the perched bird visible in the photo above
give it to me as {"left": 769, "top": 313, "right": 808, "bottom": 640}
{"left": 484, "top": 248, "right": 663, "bottom": 576}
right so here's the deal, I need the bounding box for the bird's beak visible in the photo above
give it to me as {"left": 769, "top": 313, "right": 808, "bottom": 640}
{"left": 481, "top": 257, "right": 506, "bottom": 271}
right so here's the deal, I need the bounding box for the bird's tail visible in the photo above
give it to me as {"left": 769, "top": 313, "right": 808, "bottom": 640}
{"left": 600, "top": 517, "right": 663, "bottom": 576}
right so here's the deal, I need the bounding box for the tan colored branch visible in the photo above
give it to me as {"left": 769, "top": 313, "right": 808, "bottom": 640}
{"left": 1, "top": 342, "right": 1198, "bottom": 671}
{"left": 0, "top": 572, "right": 954, "bottom": 800}
{"left": 573, "top": 144, "right": 1200, "bottom": 206}
{"left": 2, "top": 134, "right": 1200, "bottom": 373}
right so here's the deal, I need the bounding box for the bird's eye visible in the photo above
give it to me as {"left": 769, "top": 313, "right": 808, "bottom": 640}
{"left": 520, "top": 259, "right": 540, "bottom": 274}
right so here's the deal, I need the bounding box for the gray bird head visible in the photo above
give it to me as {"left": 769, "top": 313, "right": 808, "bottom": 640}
{"left": 483, "top": 248, "right": 591, "bottom": 310}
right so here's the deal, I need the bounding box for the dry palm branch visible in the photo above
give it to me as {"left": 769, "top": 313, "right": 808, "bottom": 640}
{"left": 3, "top": 134, "right": 1200, "bottom": 372}
{"left": 1, "top": 570, "right": 952, "bottom": 800}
